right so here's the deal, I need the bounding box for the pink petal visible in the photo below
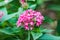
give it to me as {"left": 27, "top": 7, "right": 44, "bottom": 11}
{"left": 17, "top": 23, "right": 21, "bottom": 27}
{"left": 25, "top": 22, "right": 28, "bottom": 25}
{"left": 25, "top": 25, "right": 29, "bottom": 30}
{"left": 30, "top": 21, "right": 34, "bottom": 26}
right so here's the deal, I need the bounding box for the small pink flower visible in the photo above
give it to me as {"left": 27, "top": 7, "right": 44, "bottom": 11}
{"left": 36, "top": 22, "right": 41, "bottom": 26}
{"left": 25, "top": 22, "right": 28, "bottom": 25}
{"left": 40, "top": 16, "right": 44, "bottom": 20}
{"left": 17, "top": 9, "right": 44, "bottom": 30}
{"left": 30, "top": 21, "right": 34, "bottom": 26}
{"left": 25, "top": 25, "right": 29, "bottom": 30}
{"left": 0, "top": 11, "right": 4, "bottom": 19}
{"left": 30, "top": 26, "right": 34, "bottom": 30}
{"left": 36, "top": 19, "right": 40, "bottom": 22}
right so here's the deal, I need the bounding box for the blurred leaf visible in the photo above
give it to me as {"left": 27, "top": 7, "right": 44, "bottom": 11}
{"left": 47, "top": 4, "right": 60, "bottom": 11}
{"left": 0, "top": 0, "right": 13, "bottom": 6}
{"left": 38, "top": 34, "right": 60, "bottom": 40}
{"left": 17, "top": 7, "right": 24, "bottom": 16}
{"left": 0, "top": 7, "right": 18, "bottom": 22}
{"left": 0, "top": 33, "right": 9, "bottom": 40}
{"left": 1, "top": 13, "right": 17, "bottom": 22}
{"left": 36, "top": 0, "right": 51, "bottom": 5}
{"left": 0, "top": 27, "right": 21, "bottom": 35}
{"left": 44, "top": 16, "right": 54, "bottom": 23}
{"left": 0, "top": 7, "right": 24, "bottom": 23}
{"left": 56, "top": 20, "right": 60, "bottom": 35}
{"left": 36, "top": 0, "right": 44, "bottom": 5}
{"left": 27, "top": 31, "right": 30, "bottom": 40}
{"left": 8, "top": 17, "right": 17, "bottom": 26}
{"left": 41, "top": 29, "right": 54, "bottom": 33}
{"left": 0, "top": 27, "right": 14, "bottom": 35}
{"left": 29, "top": 4, "right": 37, "bottom": 9}
{"left": 0, "top": 7, "right": 7, "bottom": 22}
{"left": 0, "top": 0, "right": 4, "bottom": 2}
{"left": 6, "top": 0, "right": 20, "bottom": 14}
{"left": 31, "top": 31, "right": 43, "bottom": 40}
{"left": 4, "top": 36, "right": 20, "bottom": 40}
{"left": 0, "top": 7, "right": 7, "bottom": 15}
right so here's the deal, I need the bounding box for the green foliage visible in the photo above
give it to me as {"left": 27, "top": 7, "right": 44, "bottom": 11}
{"left": 56, "top": 20, "right": 60, "bottom": 35}
{"left": 6, "top": 0, "right": 20, "bottom": 14}
{"left": 0, "top": 27, "right": 21, "bottom": 35}
{"left": 29, "top": 4, "right": 37, "bottom": 9}
{"left": 31, "top": 31, "right": 43, "bottom": 40}
{"left": 36, "top": 0, "right": 49, "bottom": 5}
{"left": 0, "top": 7, "right": 17, "bottom": 22}
{"left": 38, "top": 34, "right": 60, "bottom": 40}
{"left": 36, "top": 0, "right": 44, "bottom": 5}
{"left": 47, "top": 4, "right": 60, "bottom": 11}
{"left": 0, "top": 0, "right": 13, "bottom": 6}
{"left": 4, "top": 37, "right": 20, "bottom": 40}
{"left": 44, "top": 16, "right": 54, "bottom": 23}
{"left": 0, "top": 0, "right": 60, "bottom": 40}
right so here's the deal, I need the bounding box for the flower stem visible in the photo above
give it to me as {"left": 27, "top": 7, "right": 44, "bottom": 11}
{"left": 28, "top": 31, "right": 30, "bottom": 40}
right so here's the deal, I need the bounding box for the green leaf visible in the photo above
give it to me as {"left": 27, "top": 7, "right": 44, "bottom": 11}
{"left": 36, "top": 0, "right": 50, "bottom": 5}
{"left": 8, "top": 17, "right": 17, "bottom": 26}
{"left": 47, "top": 4, "right": 60, "bottom": 11}
{"left": 6, "top": 0, "right": 20, "bottom": 14}
{"left": 41, "top": 29, "right": 54, "bottom": 33}
{"left": 0, "top": 0, "right": 4, "bottom": 2}
{"left": 0, "top": 7, "right": 7, "bottom": 22}
{"left": 0, "top": 27, "right": 21, "bottom": 35}
{"left": 0, "top": 7, "right": 24, "bottom": 22}
{"left": 17, "top": 7, "right": 24, "bottom": 16}
{"left": 4, "top": 36, "right": 21, "bottom": 40}
{"left": 0, "top": 0, "right": 13, "bottom": 6}
{"left": 0, "top": 7, "right": 18, "bottom": 22}
{"left": 0, "top": 27, "right": 14, "bottom": 35}
{"left": 27, "top": 31, "right": 30, "bottom": 40}
{"left": 0, "top": 7, "right": 7, "bottom": 15}
{"left": 2, "top": 13, "right": 17, "bottom": 22}
{"left": 39, "top": 26, "right": 54, "bottom": 33}
{"left": 36, "top": 0, "right": 44, "bottom": 5}
{"left": 31, "top": 31, "right": 43, "bottom": 40}
{"left": 29, "top": 4, "right": 37, "bottom": 9}
{"left": 44, "top": 16, "right": 54, "bottom": 23}
{"left": 38, "top": 34, "right": 60, "bottom": 40}
{"left": 56, "top": 20, "right": 60, "bottom": 34}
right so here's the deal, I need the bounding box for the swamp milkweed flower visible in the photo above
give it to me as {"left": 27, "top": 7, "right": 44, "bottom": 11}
{"left": 17, "top": 9, "right": 44, "bottom": 30}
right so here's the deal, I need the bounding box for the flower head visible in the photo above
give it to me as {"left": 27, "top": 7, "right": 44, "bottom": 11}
{"left": 17, "top": 9, "right": 44, "bottom": 30}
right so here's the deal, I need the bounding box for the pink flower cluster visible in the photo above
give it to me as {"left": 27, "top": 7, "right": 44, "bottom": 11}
{"left": 17, "top": 9, "right": 44, "bottom": 30}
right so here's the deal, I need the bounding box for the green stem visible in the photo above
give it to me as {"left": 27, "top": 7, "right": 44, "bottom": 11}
{"left": 28, "top": 31, "right": 30, "bottom": 40}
